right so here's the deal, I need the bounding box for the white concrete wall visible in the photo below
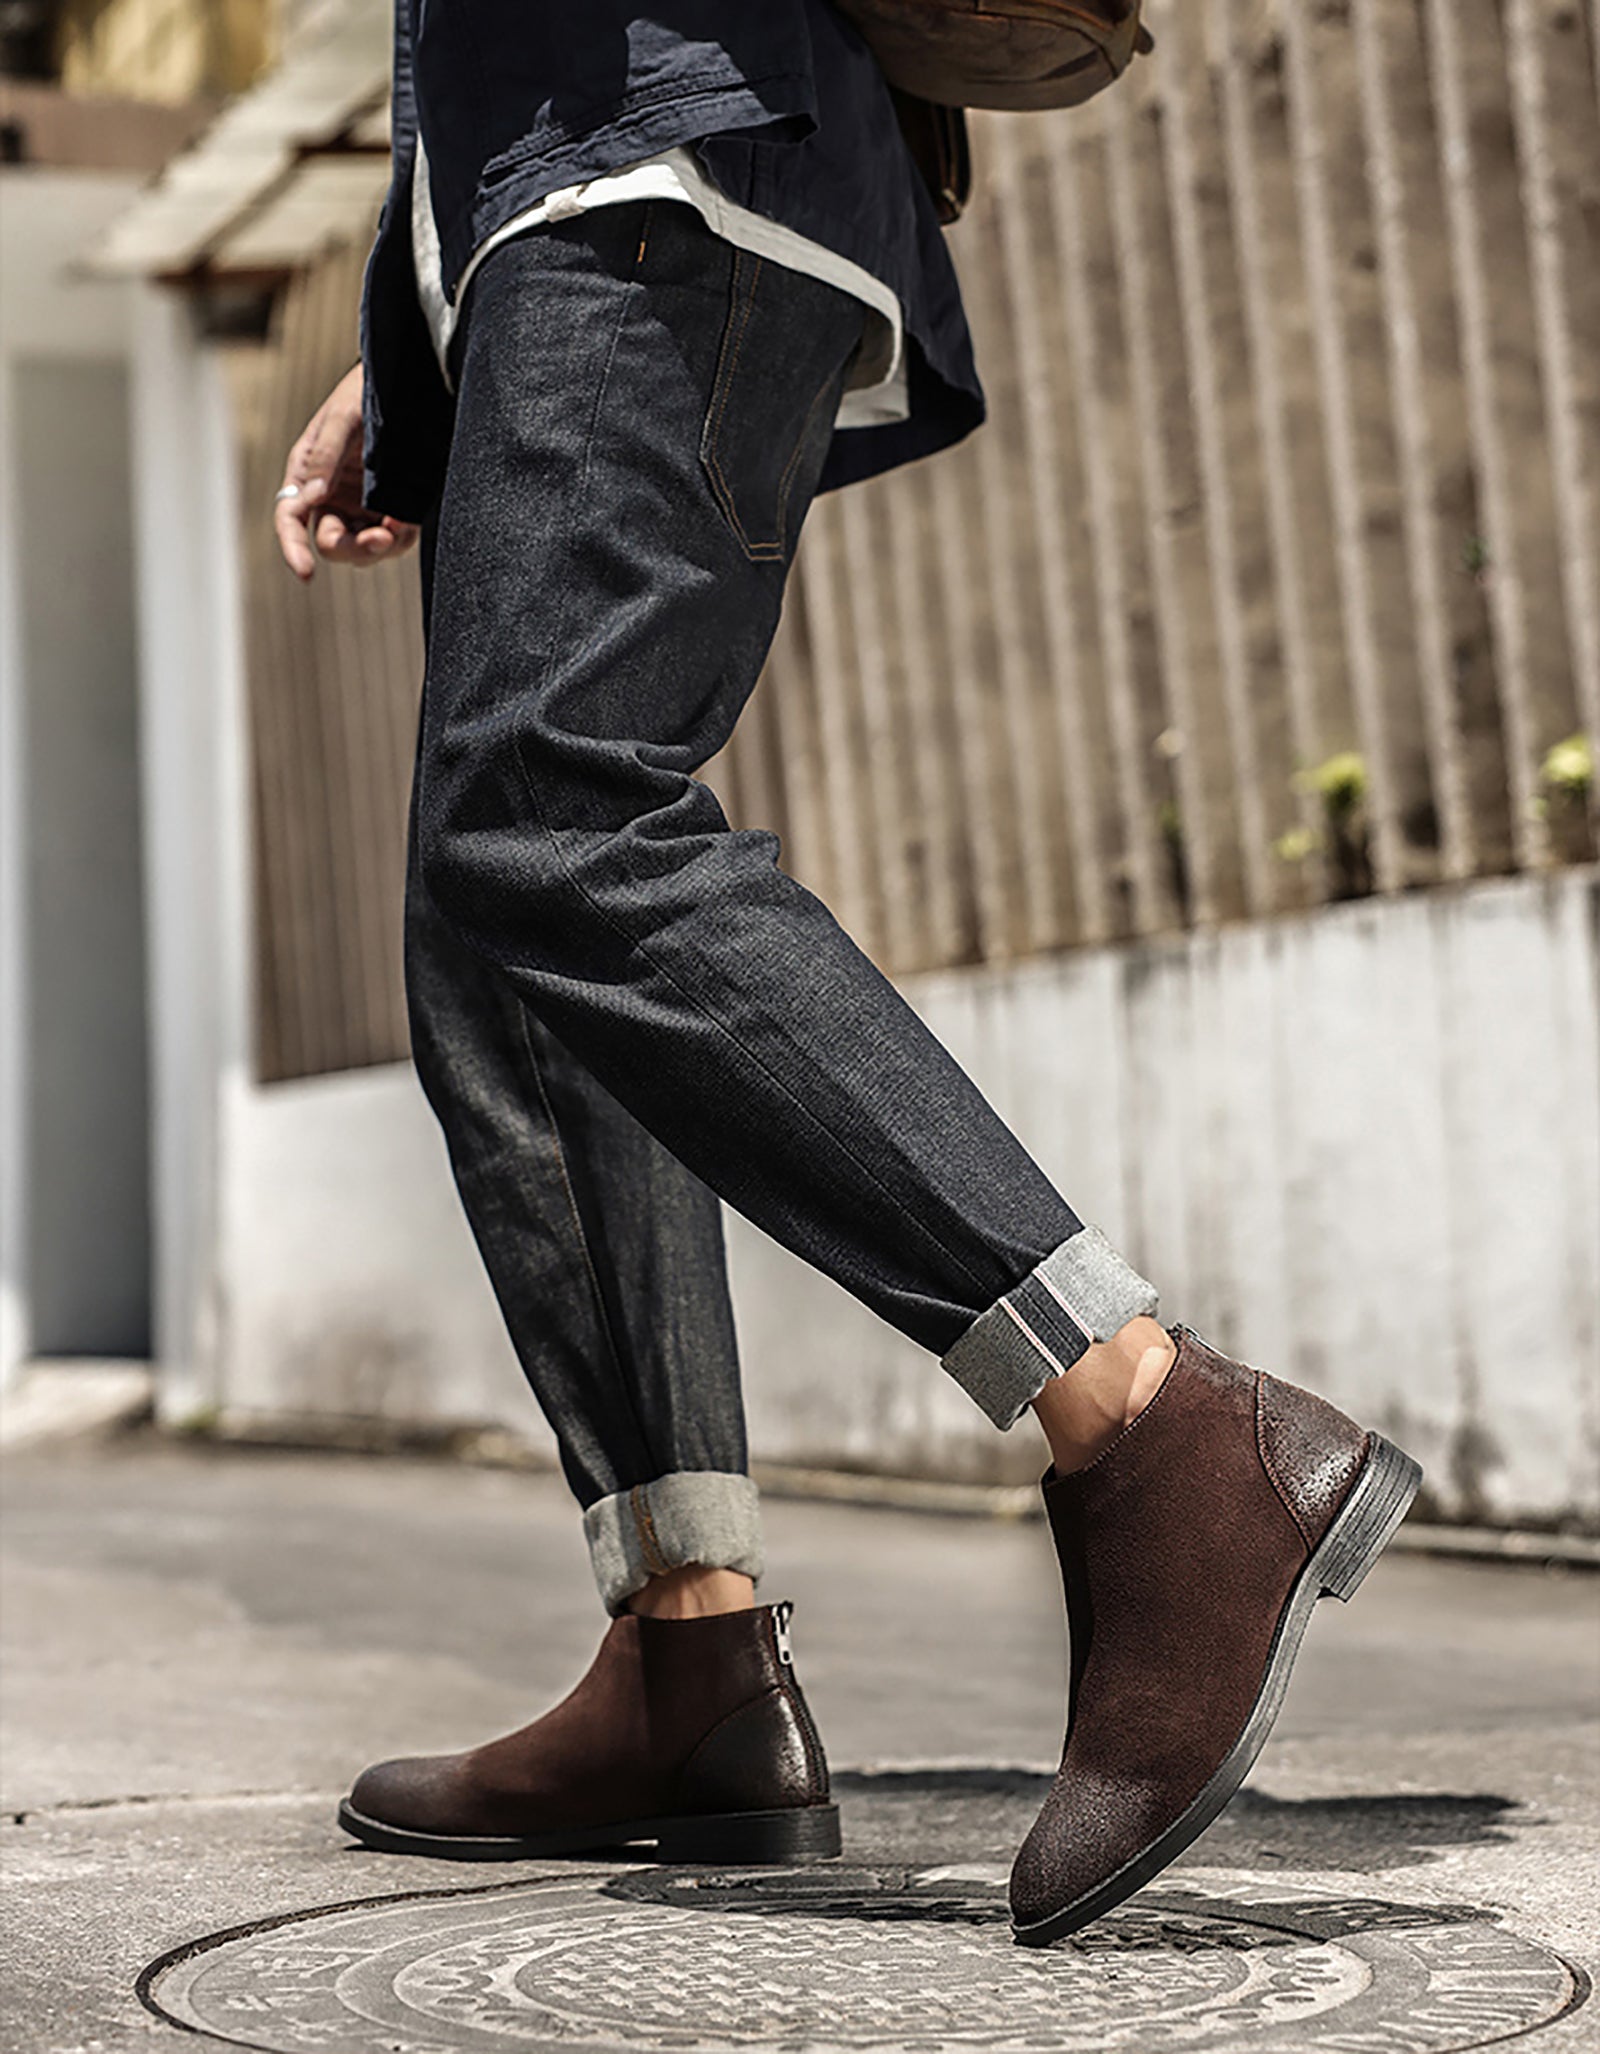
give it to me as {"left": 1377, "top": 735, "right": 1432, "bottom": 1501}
{"left": 733, "top": 870, "right": 1600, "bottom": 1528}
{"left": 11, "top": 358, "right": 150, "bottom": 1355}
{"left": 126, "top": 285, "right": 254, "bottom": 1422}
{"left": 214, "top": 1062, "right": 532, "bottom": 1432}
{"left": 0, "top": 171, "right": 145, "bottom": 1386}
{"left": 189, "top": 867, "right": 1598, "bottom": 1531}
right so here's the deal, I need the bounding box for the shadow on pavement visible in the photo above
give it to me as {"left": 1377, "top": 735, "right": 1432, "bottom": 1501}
{"left": 825, "top": 1768, "right": 1525, "bottom": 1877}
{"left": 589, "top": 1770, "right": 1528, "bottom": 1932}
{"left": 1195, "top": 1787, "right": 1525, "bottom": 1871}
{"left": 820, "top": 1766, "right": 1524, "bottom": 1873}
{"left": 604, "top": 1864, "right": 1499, "bottom": 1938}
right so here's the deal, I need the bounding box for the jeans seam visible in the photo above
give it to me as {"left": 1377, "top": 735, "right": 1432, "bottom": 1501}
{"left": 630, "top": 1482, "right": 672, "bottom": 1575}
{"left": 701, "top": 253, "right": 850, "bottom": 564}
{"left": 772, "top": 369, "right": 840, "bottom": 555}
{"left": 702, "top": 250, "right": 785, "bottom": 560}
{"left": 512, "top": 1000, "right": 660, "bottom": 1475}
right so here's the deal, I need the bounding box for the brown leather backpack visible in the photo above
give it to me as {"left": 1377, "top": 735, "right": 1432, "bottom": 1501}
{"left": 836, "top": 0, "right": 1153, "bottom": 112}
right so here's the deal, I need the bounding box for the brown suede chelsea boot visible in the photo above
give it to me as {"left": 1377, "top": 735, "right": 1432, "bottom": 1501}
{"left": 1011, "top": 1325, "right": 1421, "bottom": 1946}
{"left": 338, "top": 1600, "right": 839, "bottom": 1864}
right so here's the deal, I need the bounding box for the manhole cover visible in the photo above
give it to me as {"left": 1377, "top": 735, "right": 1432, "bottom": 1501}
{"left": 142, "top": 1865, "right": 1584, "bottom": 2054}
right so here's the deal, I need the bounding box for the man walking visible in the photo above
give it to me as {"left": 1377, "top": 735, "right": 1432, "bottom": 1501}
{"left": 274, "top": 1, "right": 1420, "bottom": 1946}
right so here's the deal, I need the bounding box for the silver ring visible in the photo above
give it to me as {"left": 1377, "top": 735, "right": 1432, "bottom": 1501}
{"left": 274, "top": 484, "right": 302, "bottom": 504}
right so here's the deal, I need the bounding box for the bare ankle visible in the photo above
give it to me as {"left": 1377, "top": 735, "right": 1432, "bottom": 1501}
{"left": 1030, "top": 1316, "right": 1176, "bottom": 1476}
{"left": 626, "top": 1564, "right": 756, "bottom": 1620}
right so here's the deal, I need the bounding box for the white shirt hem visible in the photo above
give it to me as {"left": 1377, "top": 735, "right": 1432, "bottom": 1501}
{"left": 411, "top": 140, "right": 909, "bottom": 431}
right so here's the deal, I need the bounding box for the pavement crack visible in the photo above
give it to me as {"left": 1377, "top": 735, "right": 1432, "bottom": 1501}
{"left": 1, "top": 1786, "right": 323, "bottom": 1820}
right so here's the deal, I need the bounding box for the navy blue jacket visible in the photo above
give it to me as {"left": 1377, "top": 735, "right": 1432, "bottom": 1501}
{"left": 360, "top": 3, "right": 984, "bottom": 521}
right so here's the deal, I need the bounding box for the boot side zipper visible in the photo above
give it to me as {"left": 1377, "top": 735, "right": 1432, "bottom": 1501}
{"left": 769, "top": 1601, "right": 828, "bottom": 1801}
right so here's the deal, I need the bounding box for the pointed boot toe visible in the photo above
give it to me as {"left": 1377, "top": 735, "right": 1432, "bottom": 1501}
{"left": 1011, "top": 1326, "right": 1421, "bottom": 1945}
{"left": 1010, "top": 1763, "right": 1174, "bottom": 1933}
{"left": 342, "top": 1754, "right": 471, "bottom": 1842}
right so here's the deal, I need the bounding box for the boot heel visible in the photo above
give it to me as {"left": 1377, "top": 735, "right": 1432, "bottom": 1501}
{"left": 654, "top": 1803, "right": 841, "bottom": 1865}
{"left": 1315, "top": 1434, "right": 1422, "bottom": 1602}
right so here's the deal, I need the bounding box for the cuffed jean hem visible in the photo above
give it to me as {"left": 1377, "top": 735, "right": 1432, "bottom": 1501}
{"left": 583, "top": 1471, "right": 766, "bottom": 1615}
{"left": 940, "top": 1225, "right": 1160, "bottom": 1431}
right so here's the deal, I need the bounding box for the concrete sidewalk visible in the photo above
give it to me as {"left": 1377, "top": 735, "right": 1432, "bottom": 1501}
{"left": 3, "top": 1432, "right": 1596, "bottom": 2053}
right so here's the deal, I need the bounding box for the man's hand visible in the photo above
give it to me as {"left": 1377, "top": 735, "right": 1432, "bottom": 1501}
{"left": 274, "top": 363, "right": 420, "bottom": 581}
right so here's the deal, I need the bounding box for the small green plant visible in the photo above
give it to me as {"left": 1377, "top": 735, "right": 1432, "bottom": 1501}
{"left": 1289, "top": 752, "right": 1372, "bottom": 897}
{"left": 1540, "top": 732, "right": 1593, "bottom": 799}
{"left": 1461, "top": 534, "right": 1491, "bottom": 579}
{"left": 1296, "top": 750, "right": 1368, "bottom": 819}
{"left": 1537, "top": 731, "right": 1595, "bottom": 860}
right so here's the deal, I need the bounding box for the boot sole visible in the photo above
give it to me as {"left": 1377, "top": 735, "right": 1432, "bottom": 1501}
{"left": 336, "top": 1796, "right": 842, "bottom": 1865}
{"left": 1011, "top": 1431, "right": 1422, "bottom": 1947}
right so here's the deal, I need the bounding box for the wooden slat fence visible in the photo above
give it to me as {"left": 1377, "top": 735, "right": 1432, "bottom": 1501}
{"left": 717, "top": 0, "right": 1598, "bottom": 971}
{"left": 238, "top": 0, "right": 1598, "bottom": 1080}
{"left": 236, "top": 228, "right": 421, "bottom": 1083}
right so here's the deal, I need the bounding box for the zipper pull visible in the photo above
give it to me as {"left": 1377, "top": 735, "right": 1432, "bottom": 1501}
{"left": 773, "top": 1599, "right": 795, "bottom": 1667}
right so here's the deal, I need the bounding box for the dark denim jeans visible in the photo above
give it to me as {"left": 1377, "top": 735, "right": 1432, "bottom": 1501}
{"left": 406, "top": 199, "right": 1156, "bottom": 1609}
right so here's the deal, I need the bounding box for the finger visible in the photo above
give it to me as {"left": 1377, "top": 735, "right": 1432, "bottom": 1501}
{"left": 315, "top": 529, "right": 386, "bottom": 565}
{"left": 316, "top": 522, "right": 414, "bottom": 569}
{"left": 354, "top": 519, "right": 420, "bottom": 565}
{"left": 312, "top": 510, "right": 386, "bottom": 561}
{"left": 284, "top": 403, "right": 358, "bottom": 495}
{"left": 314, "top": 508, "right": 353, "bottom": 555}
{"left": 274, "top": 475, "right": 329, "bottom": 579}
{"left": 379, "top": 520, "right": 421, "bottom": 561}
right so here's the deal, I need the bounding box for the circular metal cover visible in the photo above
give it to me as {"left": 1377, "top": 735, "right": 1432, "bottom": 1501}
{"left": 142, "top": 1864, "right": 1583, "bottom": 2054}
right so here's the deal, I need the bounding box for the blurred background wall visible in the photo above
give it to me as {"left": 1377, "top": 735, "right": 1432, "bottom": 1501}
{"left": 1, "top": 0, "right": 1595, "bottom": 1527}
